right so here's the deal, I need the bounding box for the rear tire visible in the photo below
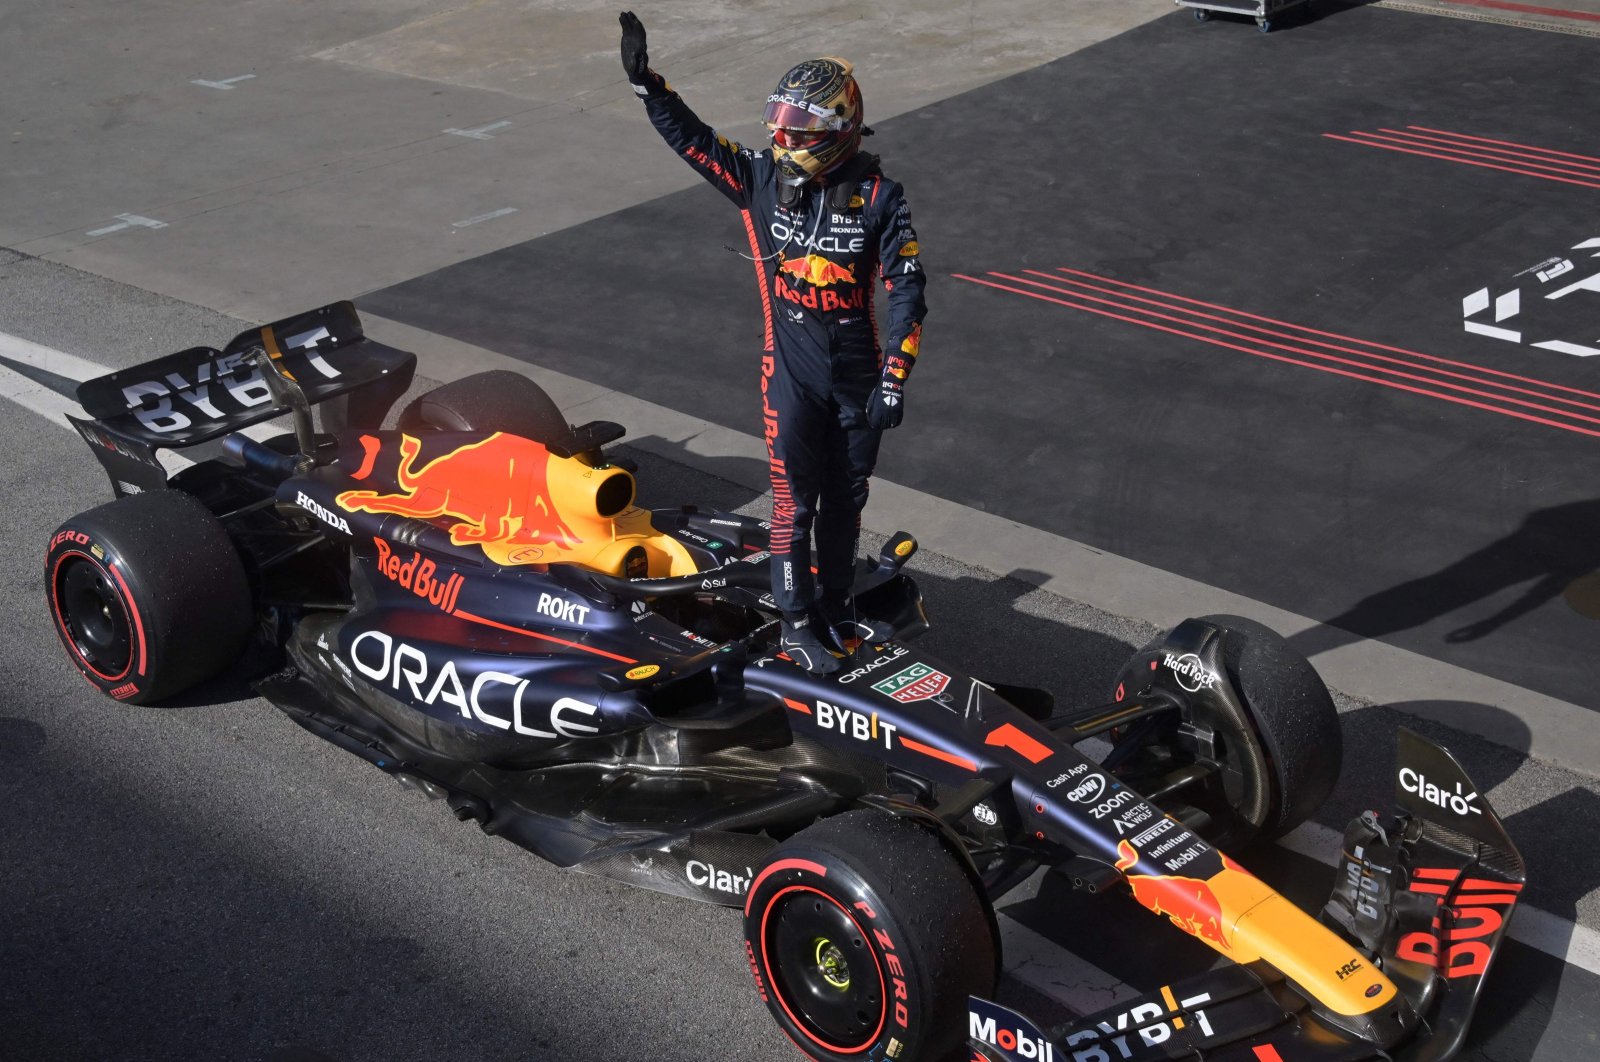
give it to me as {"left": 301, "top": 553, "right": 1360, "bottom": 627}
{"left": 743, "top": 810, "right": 996, "bottom": 1062}
{"left": 397, "top": 370, "right": 568, "bottom": 443}
{"left": 45, "top": 490, "right": 252, "bottom": 704}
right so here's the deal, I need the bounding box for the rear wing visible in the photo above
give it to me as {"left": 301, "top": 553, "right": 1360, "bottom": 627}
{"left": 71, "top": 301, "right": 416, "bottom": 495}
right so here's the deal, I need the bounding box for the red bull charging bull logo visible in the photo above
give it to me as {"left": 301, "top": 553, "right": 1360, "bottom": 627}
{"left": 337, "top": 433, "right": 579, "bottom": 566}
{"left": 1116, "top": 840, "right": 1232, "bottom": 951}
{"left": 779, "top": 254, "right": 856, "bottom": 287}
{"left": 773, "top": 255, "right": 866, "bottom": 313}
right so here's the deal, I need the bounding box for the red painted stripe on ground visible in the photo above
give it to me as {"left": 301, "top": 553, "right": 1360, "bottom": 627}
{"left": 1007, "top": 272, "right": 1600, "bottom": 426}
{"left": 1057, "top": 267, "right": 1600, "bottom": 402}
{"left": 1407, "top": 126, "right": 1600, "bottom": 167}
{"left": 1031, "top": 271, "right": 1600, "bottom": 414}
{"left": 951, "top": 273, "right": 1600, "bottom": 440}
{"left": 1327, "top": 133, "right": 1600, "bottom": 190}
{"left": 1365, "top": 129, "right": 1600, "bottom": 180}
{"left": 1384, "top": 127, "right": 1600, "bottom": 174}
{"left": 1431, "top": 0, "right": 1600, "bottom": 23}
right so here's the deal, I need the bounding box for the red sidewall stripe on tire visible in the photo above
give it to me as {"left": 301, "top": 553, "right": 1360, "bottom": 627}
{"left": 107, "top": 562, "right": 147, "bottom": 677}
{"left": 745, "top": 857, "right": 828, "bottom": 916}
{"left": 759, "top": 884, "right": 888, "bottom": 1056}
{"left": 48, "top": 549, "right": 140, "bottom": 683}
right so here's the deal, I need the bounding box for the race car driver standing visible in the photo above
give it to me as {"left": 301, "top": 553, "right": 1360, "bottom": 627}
{"left": 619, "top": 12, "right": 928, "bottom": 674}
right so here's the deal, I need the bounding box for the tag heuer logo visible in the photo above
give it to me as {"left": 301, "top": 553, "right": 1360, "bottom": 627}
{"left": 872, "top": 662, "right": 951, "bottom": 704}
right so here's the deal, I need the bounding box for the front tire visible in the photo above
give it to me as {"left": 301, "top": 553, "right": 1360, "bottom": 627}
{"left": 1111, "top": 615, "right": 1340, "bottom": 848}
{"left": 45, "top": 490, "right": 252, "bottom": 704}
{"left": 1199, "top": 613, "right": 1340, "bottom": 838}
{"left": 743, "top": 810, "right": 996, "bottom": 1062}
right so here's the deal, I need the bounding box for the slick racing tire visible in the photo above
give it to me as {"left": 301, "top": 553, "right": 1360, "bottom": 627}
{"left": 1118, "top": 616, "right": 1339, "bottom": 848}
{"left": 1200, "top": 614, "right": 1341, "bottom": 840}
{"left": 743, "top": 810, "right": 996, "bottom": 1062}
{"left": 45, "top": 490, "right": 252, "bottom": 705}
{"left": 398, "top": 370, "right": 568, "bottom": 444}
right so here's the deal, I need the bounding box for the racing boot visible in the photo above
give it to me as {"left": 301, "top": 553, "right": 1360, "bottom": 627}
{"left": 818, "top": 590, "right": 893, "bottom": 654}
{"left": 780, "top": 612, "right": 842, "bottom": 675}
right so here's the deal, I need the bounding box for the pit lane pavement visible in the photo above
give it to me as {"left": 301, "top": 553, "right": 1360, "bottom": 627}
{"left": 4, "top": 0, "right": 1599, "bottom": 1056}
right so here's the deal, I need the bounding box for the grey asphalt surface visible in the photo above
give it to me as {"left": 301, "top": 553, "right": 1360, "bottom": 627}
{"left": 3, "top": 1, "right": 1599, "bottom": 1060}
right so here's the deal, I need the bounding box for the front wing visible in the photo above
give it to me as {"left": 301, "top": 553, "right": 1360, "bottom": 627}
{"left": 969, "top": 729, "right": 1525, "bottom": 1062}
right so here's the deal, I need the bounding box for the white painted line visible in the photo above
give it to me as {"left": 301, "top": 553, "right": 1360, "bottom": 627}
{"left": 85, "top": 214, "right": 168, "bottom": 238}
{"left": 0, "top": 329, "right": 126, "bottom": 382}
{"left": 452, "top": 208, "right": 518, "bottom": 229}
{"left": 0, "top": 360, "right": 92, "bottom": 430}
{"left": 1531, "top": 339, "right": 1600, "bottom": 358}
{"left": 444, "top": 121, "right": 512, "bottom": 140}
{"left": 0, "top": 351, "right": 196, "bottom": 473}
{"left": 0, "top": 330, "right": 282, "bottom": 472}
{"left": 190, "top": 75, "right": 256, "bottom": 90}
{"left": 1494, "top": 289, "right": 1520, "bottom": 322}
{"left": 1463, "top": 321, "right": 1523, "bottom": 342}
{"left": 1278, "top": 821, "right": 1600, "bottom": 977}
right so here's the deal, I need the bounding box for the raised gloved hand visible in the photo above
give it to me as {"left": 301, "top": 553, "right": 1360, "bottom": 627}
{"left": 865, "top": 378, "right": 904, "bottom": 430}
{"left": 619, "top": 11, "right": 651, "bottom": 84}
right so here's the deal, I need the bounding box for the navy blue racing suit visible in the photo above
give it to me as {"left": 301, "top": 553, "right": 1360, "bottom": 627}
{"left": 634, "top": 76, "right": 927, "bottom": 615}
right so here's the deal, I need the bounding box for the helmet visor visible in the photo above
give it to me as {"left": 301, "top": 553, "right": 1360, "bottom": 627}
{"left": 771, "top": 126, "right": 831, "bottom": 150}
{"left": 762, "top": 96, "right": 845, "bottom": 133}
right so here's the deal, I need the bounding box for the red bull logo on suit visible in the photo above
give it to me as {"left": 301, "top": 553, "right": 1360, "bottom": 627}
{"left": 773, "top": 254, "right": 865, "bottom": 312}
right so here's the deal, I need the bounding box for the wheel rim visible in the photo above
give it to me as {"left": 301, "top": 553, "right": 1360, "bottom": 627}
{"left": 763, "top": 886, "right": 886, "bottom": 1052}
{"left": 1107, "top": 710, "right": 1255, "bottom": 844}
{"left": 57, "top": 556, "right": 132, "bottom": 679}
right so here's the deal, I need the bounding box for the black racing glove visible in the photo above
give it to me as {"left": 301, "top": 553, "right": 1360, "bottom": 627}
{"left": 619, "top": 12, "right": 656, "bottom": 89}
{"left": 865, "top": 378, "right": 904, "bottom": 430}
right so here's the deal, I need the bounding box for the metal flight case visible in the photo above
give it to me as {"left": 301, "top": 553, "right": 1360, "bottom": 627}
{"left": 1176, "top": 0, "right": 1312, "bottom": 32}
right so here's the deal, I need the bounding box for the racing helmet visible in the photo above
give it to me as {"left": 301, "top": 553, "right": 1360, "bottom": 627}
{"left": 763, "top": 57, "right": 863, "bottom": 185}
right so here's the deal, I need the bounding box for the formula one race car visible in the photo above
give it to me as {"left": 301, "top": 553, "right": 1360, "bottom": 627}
{"left": 46, "top": 303, "right": 1525, "bottom": 1062}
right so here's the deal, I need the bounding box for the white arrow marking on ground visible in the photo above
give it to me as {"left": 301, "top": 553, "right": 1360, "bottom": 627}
{"left": 452, "top": 207, "right": 518, "bottom": 229}
{"left": 190, "top": 75, "right": 257, "bottom": 90}
{"left": 444, "top": 121, "right": 512, "bottom": 140}
{"left": 85, "top": 214, "right": 168, "bottom": 238}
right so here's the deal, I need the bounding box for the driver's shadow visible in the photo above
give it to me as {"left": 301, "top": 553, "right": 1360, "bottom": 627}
{"left": 1289, "top": 497, "right": 1600, "bottom": 659}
